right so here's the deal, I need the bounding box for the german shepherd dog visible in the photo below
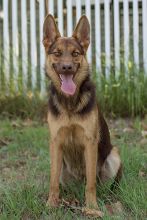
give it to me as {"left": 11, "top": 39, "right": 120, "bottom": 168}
{"left": 43, "top": 14, "right": 122, "bottom": 211}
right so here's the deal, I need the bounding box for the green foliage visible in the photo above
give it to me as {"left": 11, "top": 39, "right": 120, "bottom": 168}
{"left": 0, "top": 93, "right": 47, "bottom": 120}
{"left": 95, "top": 68, "right": 147, "bottom": 117}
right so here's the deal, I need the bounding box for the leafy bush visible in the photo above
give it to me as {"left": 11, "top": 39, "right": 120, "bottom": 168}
{"left": 95, "top": 69, "right": 147, "bottom": 117}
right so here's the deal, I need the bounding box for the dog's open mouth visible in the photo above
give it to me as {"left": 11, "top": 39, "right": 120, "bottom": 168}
{"left": 59, "top": 74, "right": 76, "bottom": 95}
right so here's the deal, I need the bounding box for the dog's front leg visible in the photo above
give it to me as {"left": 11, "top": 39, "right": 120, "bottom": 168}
{"left": 84, "top": 140, "right": 98, "bottom": 209}
{"left": 47, "top": 139, "right": 63, "bottom": 207}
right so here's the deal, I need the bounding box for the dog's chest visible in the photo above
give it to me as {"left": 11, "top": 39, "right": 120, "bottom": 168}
{"left": 57, "top": 119, "right": 86, "bottom": 177}
{"left": 61, "top": 124, "right": 85, "bottom": 174}
{"left": 48, "top": 109, "right": 99, "bottom": 178}
{"left": 48, "top": 109, "right": 98, "bottom": 145}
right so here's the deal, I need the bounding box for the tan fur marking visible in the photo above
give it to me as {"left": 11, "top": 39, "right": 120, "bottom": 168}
{"left": 47, "top": 105, "right": 99, "bottom": 143}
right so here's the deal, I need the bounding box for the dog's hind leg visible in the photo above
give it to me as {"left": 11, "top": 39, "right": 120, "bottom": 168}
{"left": 99, "top": 147, "right": 122, "bottom": 188}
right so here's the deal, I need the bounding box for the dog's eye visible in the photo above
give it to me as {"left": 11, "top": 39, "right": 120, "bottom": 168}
{"left": 53, "top": 51, "right": 62, "bottom": 57}
{"left": 72, "top": 51, "right": 80, "bottom": 57}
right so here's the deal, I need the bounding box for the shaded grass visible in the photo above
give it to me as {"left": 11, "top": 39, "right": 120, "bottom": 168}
{"left": 0, "top": 119, "right": 147, "bottom": 219}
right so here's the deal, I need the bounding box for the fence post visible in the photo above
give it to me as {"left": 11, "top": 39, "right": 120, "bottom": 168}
{"left": 3, "top": 0, "right": 10, "bottom": 91}
{"left": 67, "top": 0, "right": 73, "bottom": 36}
{"left": 30, "top": 0, "right": 37, "bottom": 89}
{"left": 12, "top": 0, "right": 19, "bottom": 91}
{"left": 57, "top": 0, "right": 63, "bottom": 36}
{"left": 142, "top": 0, "right": 147, "bottom": 74}
{"left": 48, "top": 0, "right": 54, "bottom": 15}
{"left": 95, "top": 0, "right": 101, "bottom": 83}
{"left": 76, "top": 0, "right": 81, "bottom": 22}
{"left": 85, "top": 0, "right": 92, "bottom": 64}
{"left": 104, "top": 0, "right": 111, "bottom": 78}
{"left": 114, "top": 0, "right": 120, "bottom": 77}
{"left": 123, "top": 0, "right": 129, "bottom": 72}
{"left": 133, "top": 0, "right": 139, "bottom": 69}
{"left": 21, "top": 0, "right": 28, "bottom": 91}
{"left": 39, "top": 0, "right": 46, "bottom": 96}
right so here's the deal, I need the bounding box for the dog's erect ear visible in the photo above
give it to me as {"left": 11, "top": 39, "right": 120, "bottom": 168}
{"left": 43, "top": 14, "right": 61, "bottom": 48}
{"left": 72, "top": 15, "right": 90, "bottom": 53}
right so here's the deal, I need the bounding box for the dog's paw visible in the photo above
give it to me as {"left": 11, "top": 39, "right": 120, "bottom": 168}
{"left": 46, "top": 196, "right": 60, "bottom": 208}
{"left": 82, "top": 207, "right": 104, "bottom": 218}
{"left": 85, "top": 198, "right": 99, "bottom": 210}
{"left": 86, "top": 202, "right": 99, "bottom": 210}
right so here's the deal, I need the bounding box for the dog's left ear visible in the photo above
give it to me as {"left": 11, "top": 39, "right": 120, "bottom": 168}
{"left": 72, "top": 15, "right": 90, "bottom": 53}
{"left": 43, "top": 14, "right": 61, "bottom": 49}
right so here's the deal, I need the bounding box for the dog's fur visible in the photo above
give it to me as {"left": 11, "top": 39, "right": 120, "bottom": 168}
{"left": 43, "top": 14, "right": 122, "bottom": 210}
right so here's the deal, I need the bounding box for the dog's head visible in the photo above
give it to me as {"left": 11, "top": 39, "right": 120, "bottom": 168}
{"left": 43, "top": 14, "right": 90, "bottom": 96}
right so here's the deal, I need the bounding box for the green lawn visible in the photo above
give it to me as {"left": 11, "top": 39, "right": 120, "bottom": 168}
{"left": 0, "top": 118, "right": 147, "bottom": 220}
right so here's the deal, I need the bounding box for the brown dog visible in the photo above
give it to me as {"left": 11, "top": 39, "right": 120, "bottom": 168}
{"left": 43, "top": 14, "right": 122, "bottom": 211}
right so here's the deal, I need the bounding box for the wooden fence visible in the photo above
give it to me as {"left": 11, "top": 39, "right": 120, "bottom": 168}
{"left": 0, "top": 0, "right": 147, "bottom": 95}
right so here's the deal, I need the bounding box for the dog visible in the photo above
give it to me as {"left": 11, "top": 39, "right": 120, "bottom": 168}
{"left": 42, "top": 14, "right": 122, "bottom": 211}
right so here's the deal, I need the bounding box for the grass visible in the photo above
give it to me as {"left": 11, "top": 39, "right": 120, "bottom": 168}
{"left": 0, "top": 118, "right": 147, "bottom": 219}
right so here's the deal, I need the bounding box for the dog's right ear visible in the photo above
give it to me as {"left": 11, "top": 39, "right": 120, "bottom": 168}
{"left": 43, "top": 14, "right": 61, "bottom": 49}
{"left": 72, "top": 15, "right": 90, "bottom": 53}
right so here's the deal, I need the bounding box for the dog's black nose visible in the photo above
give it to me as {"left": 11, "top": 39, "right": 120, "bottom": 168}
{"left": 62, "top": 64, "right": 72, "bottom": 71}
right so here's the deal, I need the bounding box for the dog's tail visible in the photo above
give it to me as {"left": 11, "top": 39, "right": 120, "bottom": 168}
{"left": 110, "top": 163, "right": 123, "bottom": 191}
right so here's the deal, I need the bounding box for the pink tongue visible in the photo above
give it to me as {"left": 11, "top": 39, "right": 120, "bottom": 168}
{"left": 60, "top": 74, "right": 76, "bottom": 95}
